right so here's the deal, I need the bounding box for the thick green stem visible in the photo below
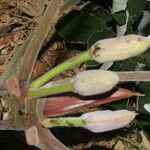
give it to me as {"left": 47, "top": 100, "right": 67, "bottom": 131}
{"left": 29, "top": 81, "right": 74, "bottom": 99}
{"left": 30, "top": 51, "right": 91, "bottom": 88}
{"left": 42, "top": 117, "right": 85, "bottom": 128}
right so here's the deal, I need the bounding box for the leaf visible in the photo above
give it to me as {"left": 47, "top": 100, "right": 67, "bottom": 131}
{"left": 85, "top": 60, "right": 99, "bottom": 68}
{"left": 112, "top": 0, "right": 146, "bottom": 36}
{"left": 56, "top": 10, "right": 114, "bottom": 44}
{"left": 112, "top": 50, "right": 150, "bottom": 71}
{"left": 42, "top": 88, "right": 141, "bottom": 117}
{"left": 125, "top": 15, "right": 134, "bottom": 34}
{"left": 113, "top": 11, "right": 127, "bottom": 25}
{"left": 127, "top": 0, "right": 145, "bottom": 17}
{"left": 93, "top": 6, "right": 113, "bottom": 23}
{"left": 0, "top": 33, "right": 14, "bottom": 46}
{"left": 125, "top": 0, "right": 145, "bottom": 35}
{"left": 133, "top": 118, "right": 150, "bottom": 126}
{"left": 106, "top": 98, "right": 128, "bottom": 110}
{"left": 18, "top": 0, "right": 45, "bottom": 17}
{"left": 137, "top": 82, "right": 150, "bottom": 114}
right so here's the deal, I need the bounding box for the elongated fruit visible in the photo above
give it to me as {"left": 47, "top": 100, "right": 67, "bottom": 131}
{"left": 73, "top": 70, "right": 119, "bottom": 96}
{"left": 90, "top": 34, "right": 150, "bottom": 63}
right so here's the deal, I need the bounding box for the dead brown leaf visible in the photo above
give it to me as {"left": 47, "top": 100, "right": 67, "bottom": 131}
{"left": 18, "top": 0, "right": 45, "bottom": 17}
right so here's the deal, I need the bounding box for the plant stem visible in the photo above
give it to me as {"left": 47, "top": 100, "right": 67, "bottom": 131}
{"left": 30, "top": 50, "right": 91, "bottom": 88}
{"left": 117, "top": 71, "right": 150, "bottom": 81}
{"left": 29, "top": 81, "right": 74, "bottom": 99}
{"left": 42, "top": 117, "right": 85, "bottom": 128}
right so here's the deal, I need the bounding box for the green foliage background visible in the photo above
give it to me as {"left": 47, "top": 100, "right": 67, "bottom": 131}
{"left": 55, "top": 0, "right": 150, "bottom": 138}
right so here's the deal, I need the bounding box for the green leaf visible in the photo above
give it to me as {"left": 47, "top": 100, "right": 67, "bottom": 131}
{"left": 133, "top": 118, "right": 150, "bottom": 126}
{"left": 93, "top": 6, "right": 113, "bottom": 23}
{"left": 125, "top": 16, "right": 134, "bottom": 34}
{"left": 85, "top": 60, "right": 99, "bottom": 68}
{"left": 111, "top": 50, "right": 150, "bottom": 71}
{"left": 137, "top": 82, "right": 150, "bottom": 114}
{"left": 113, "top": 11, "right": 127, "bottom": 25}
{"left": 127, "top": 0, "right": 145, "bottom": 17}
{"left": 56, "top": 10, "right": 114, "bottom": 44}
{"left": 125, "top": 0, "right": 145, "bottom": 34}
{"left": 106, "top": 99, "right": 128, "bottom": 110}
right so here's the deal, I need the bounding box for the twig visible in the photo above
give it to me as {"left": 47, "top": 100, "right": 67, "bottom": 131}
{"left": 118, "top": 71, "right": 150, "bottom": 82}
{"left": 14, "top": 0, "right": 64, "bottom": 98}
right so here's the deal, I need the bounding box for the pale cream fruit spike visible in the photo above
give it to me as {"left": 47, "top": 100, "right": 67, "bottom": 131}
{"left": 81, "top": 110, "right": 136, "bottom": 133}
{"left": 90, "top": 34, "right": 150, "bottom": 63}
{"left": 73, "top": 70, "right": 119, "bottom": 96}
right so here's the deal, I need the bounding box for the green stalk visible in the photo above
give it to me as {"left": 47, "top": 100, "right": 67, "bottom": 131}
{"left": 42, "top": 117, "right": 85, "bottom": 128}
{"left": 30, "top": 50, "right": 91, "bottom": 88}
{"left": 29, "top": 81, "right": 74, "bottom": 99}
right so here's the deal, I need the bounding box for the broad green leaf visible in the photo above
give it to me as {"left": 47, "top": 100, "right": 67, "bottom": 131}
{"left": 125, "top": 0, "right": 146, "bottom": 35}
{"left": 56, "top": 10, "right": 113, "bottom": 44}
{"left": 111, "top": 50, "right": 150, "bottom": 71}
{"left": 85, "top": 60, "right": 99, "bottom": 68}
{"left": 106, "top": 98, "right": 128, "bottom": 110}
{"left": 137, "top": 82, "right": 150, "bottom": 114}
{"left": 113, "top": 11, "right": 127, "bottom": 26}
{"left": 125, "top": 16, "right": 134, "bottom": 34}
{"left": 133, "top": 118, "right": 150, "bottom": 126}
{"left": 127, "top": 0, "right": 145, "bottom": 17}
{"left": 93, "top": 6, "right": 112, "bottom": 23}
